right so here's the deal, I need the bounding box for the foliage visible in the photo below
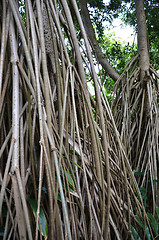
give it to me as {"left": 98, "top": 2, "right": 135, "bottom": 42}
{"left": 28, "top": 199, "right": 48, "bottom": 239}
{"left": 107, "top": 0, "right": 159, "bottom": 69}
{"left": 79, "top": 0, "right": 159, "bottom": 69}
{"left": 19, "top": 0, "right": 26, "bottom": 23}
{"left": 99, "top": 32, "right": 137, "bottom": 73}
{"left": 131, "top": 172, "right": 159, "bottom": 239}
{"left": 87, "top": 0, "right": 113, "bottom": 37}
{"left": 131, "top": 208, "right": 159, "bottom": 240}
{"left": 97, "top": 32, "right": 137, "bottom": 100}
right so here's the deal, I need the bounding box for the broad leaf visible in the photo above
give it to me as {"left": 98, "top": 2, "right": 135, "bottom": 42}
{"left": 28, "top": 199, "right": 48, "bottom": 238}
{"left": 135, "top": 216, "right": 151, "bottom": 240}
{"left": 131, "top": 225, "right": 141, "bottom": 240}
{"left": 135, "top": 216, "right": 144, "bottom": 229}
{"left": 147, "top": 213, "right": 158, "bottom": 235}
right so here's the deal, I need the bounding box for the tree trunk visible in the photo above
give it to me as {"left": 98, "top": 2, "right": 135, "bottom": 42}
{"left": 79, "top": 0, "right": 120, "bottom": 81}
{"left": 135, "top": 0, "right": 150, "bottom": 84}
{"left": 135, "top": 0, "right": 150, "bottom": 136}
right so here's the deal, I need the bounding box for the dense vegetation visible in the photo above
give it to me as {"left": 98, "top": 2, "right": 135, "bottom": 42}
{"left": 0, "top": 0, "right": 158, "bottom": 239}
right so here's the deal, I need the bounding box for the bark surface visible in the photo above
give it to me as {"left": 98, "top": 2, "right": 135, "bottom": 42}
{"left": 135, "top": 0, "right": 150, "bottom": 82}
{"left": 79, "top": 0, "right": 120, "bottom": 81}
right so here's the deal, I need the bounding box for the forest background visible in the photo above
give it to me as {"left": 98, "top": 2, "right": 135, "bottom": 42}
{"left": 0, "top": 0, "right": 159, "bottom": 239}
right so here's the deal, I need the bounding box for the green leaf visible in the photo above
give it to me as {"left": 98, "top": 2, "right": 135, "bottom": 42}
{"left": 145, "top": 226, "right": 151, "bottom": 240}
{"left": 135, "top": 216, "right": 151, "bottom": 240}
{"left": 58, "top": 192, "right": 61, "bottom": 201}
{"left": 66, "top": 171, "right": 75, "bottom": 190}
{"left": 147, "top": 213, "right": 158, "bottom": 235}
{"left": 135, "top": 216, "right": 144, "bottom": 229}
{"left": 153, "top": 179, "right": 157, "bottom": 186}
{"left": 139, "top": 187, "right": 147, "bottom": 201}
{"left": 28, "top": 199, "right": 48, "bottom": 238}
{"left": 131, "top": 225, "right": 141, "bottom": 240}
{"left": 70, "top": 160, "right": 82, "bottom": 169}
{"left": 134, "top": 171, "right": 145, "bottom": 176}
